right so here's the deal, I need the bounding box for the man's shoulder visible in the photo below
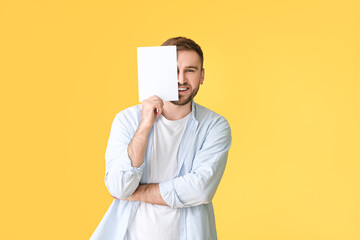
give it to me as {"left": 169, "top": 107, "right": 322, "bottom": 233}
{"left": 114, "top": 104, "right": 142, "bottom": 125}
{"left": 194, "top": 102, "right": 231, "bottom": 145}
{"left": 194, "top": 102, "right": 228, "bottom": 124}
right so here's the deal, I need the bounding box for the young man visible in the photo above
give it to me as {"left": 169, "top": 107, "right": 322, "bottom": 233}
{"left": 90, "top": 37, "right": 231, "bottom": 240}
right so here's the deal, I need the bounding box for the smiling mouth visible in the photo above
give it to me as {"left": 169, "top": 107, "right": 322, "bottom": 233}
{"left": 178, "top": 87, "right": 189, "bottom": 92}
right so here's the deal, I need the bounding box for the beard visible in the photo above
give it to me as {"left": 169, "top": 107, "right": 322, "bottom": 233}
{"left": 170, "top": 83, "right": 200, "bottom": 106}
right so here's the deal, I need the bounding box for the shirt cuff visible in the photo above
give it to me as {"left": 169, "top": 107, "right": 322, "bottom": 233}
{"left": 159, "top": 179, "right": 184, "bottom": 208}
{"left": 126, "top": 154, "right": 145, "bottom": 179}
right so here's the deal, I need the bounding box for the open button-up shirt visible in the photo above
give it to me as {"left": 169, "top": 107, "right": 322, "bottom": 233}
{"left": 90, "top": 101, "right": 232, "bottom": 240}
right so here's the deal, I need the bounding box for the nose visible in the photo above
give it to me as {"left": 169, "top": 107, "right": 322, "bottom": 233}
{"left": 178, "top": 69, "right": 186, "bottom": 85}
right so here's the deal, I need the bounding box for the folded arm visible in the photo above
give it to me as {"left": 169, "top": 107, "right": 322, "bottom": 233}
{"left": 112, "top": 183, "right": 167, "bottom": 206}
{"left": 120, "top": 117, "right": 231, "bottom": 208}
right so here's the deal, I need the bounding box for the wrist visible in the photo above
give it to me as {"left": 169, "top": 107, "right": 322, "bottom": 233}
{"left": 139, "top": 120, "right": 153, "bottom": 131}
{"left": 128, "top": 184, "right": 146, "bottom": 201}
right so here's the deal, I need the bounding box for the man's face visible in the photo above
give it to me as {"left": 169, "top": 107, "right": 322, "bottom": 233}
{"left": 171, "top": 50, "right": 205, "bottom": 106}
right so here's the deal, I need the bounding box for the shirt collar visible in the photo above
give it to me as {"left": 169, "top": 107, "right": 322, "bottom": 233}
{"left": 190, "top": 100, "right": 199, "bottom": 123}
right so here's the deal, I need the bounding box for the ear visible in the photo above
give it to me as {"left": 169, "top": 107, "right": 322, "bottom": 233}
{"left": 200, "top": 68, "right": 205, "bottom": 85}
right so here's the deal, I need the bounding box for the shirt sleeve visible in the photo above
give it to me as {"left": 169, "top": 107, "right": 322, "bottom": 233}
{"left": 159, "top": 116, "right": 232, "bottom": 208}
{"left": 104, "top": 112, "right": 145, "bottom": 199}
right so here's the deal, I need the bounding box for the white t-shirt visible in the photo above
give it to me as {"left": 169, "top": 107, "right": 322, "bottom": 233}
{"left": 126, "top": 113, "right": 191, "bottom": 240}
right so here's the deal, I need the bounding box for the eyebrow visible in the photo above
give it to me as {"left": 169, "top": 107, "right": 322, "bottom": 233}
{"left": 184, "top": 66, "right": 199, "bottom": 70}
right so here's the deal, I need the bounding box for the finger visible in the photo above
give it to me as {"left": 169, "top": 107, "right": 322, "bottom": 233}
{"left": 151, "top": 99, "right": 163, "bottom": 108}
{"left": 157, "top": 105, "right": 164, "bottom": 116}
{"left": 157, "top": 97, "right": 164, "bottom": 105}
{"left": 149, "top": 95, "right": 161, "bottom": 102}
{"left": 151, "top": 95, "right": 164, "bottom": 105}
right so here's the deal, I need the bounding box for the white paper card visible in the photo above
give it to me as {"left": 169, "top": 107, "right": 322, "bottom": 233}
{"left": 137, "top": 46, "right": 179, "bottom": 102}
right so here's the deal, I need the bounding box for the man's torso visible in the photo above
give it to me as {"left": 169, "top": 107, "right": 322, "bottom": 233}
{"left": 126, "top": 113, "right": 191, "bottom": 240}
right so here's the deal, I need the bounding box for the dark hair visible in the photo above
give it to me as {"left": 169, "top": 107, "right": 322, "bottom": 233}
{"left": 161, "top": 36, "right": 204, "bottom": 69}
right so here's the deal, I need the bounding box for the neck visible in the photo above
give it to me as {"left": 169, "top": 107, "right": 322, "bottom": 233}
{"left": 162, "top": 101, "right": 192, "bottom": 120}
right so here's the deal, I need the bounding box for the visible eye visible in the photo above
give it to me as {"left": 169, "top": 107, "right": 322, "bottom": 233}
{"left": 185, "top": 69, "right": 195, "bottom": 73}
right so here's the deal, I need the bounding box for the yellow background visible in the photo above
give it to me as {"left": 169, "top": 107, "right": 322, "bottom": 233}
{"left": 1, "top": 0, "right": 359, "bottom": 239}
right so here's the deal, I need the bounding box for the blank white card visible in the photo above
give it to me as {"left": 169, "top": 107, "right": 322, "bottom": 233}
{"left": 137, "top": 46, "right": 179, "bottom": 102}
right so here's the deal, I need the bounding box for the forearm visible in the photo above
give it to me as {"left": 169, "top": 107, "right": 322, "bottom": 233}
{"left": 122, "top": 184, "right": 168, "bottom": 205}
{"left": 128, "top": 95, "right": 163, "bottom": 167}
{"left": 128, "top": 122, "right": 152, "bottom": 167}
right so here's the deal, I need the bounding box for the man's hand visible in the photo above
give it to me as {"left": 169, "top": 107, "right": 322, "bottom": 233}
{"left": 140, "top": 95, "right": 164, "bottom": 129}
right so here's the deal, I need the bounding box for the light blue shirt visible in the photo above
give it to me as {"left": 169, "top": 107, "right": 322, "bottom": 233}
{"left": 90, "top": 101, "right": 232, "bottom": 240}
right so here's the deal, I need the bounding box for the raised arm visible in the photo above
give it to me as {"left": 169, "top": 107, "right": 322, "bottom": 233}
{"left": 105, "top": 96, "right": 164, "bottom": 199}
{"left": 128, "top": 96, "right": 164, "bottom": 167}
